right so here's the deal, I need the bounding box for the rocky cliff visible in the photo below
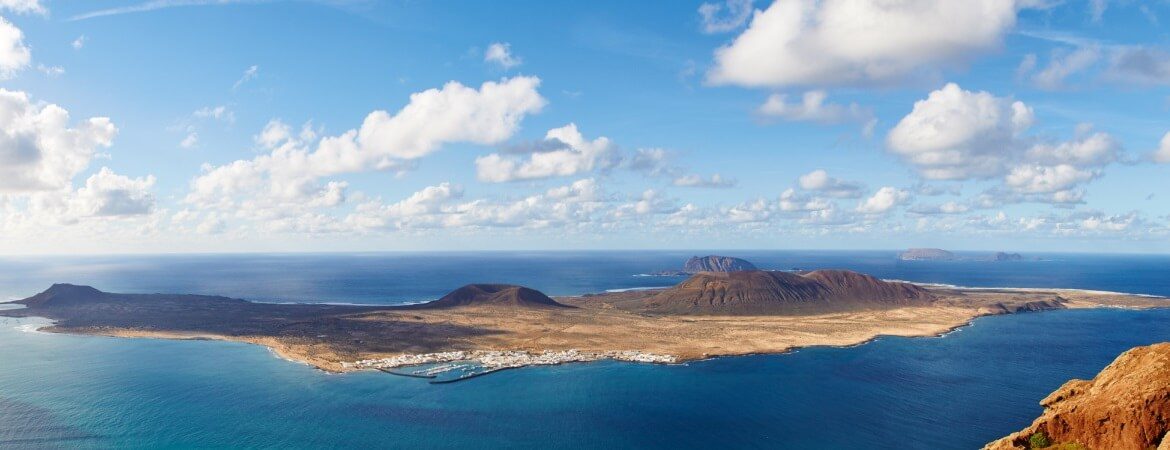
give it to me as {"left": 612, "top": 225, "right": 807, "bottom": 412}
{"left": 984, "top": 342, "right": 1170, "bottom": 450}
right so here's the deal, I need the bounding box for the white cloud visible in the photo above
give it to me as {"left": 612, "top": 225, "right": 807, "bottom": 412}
{"left": 887, "top": 83, "right": 1034, "bottom": 180}
{"left": 908, "top": 201, "right": 969, "bottom": 215}
{"left": 1003, "top": 164, "right": 1097, "bottom": 194}
{"left": 346, "top": 178, "right": 608, "bottom": 231}
{"left": 0, "top": 16, "right": 30, "bottom": 79}
{"left": 707, "top": 0, "right": 1027, "bottom": 88}
{"left": 778, "top": 188, "right": 832, "bottom": 212}
{"left": 797, "top": 169, "right": 864, "bottom": 198}
{"left": 1025, "top": 128, "right": 1119, "bottom": 166}
{"left": 1153, "top": 132, "right": 1170, "bottom": 164}
{"left": 36, "top": 64, "right": 64, "bottom": 77}
{"left": 888, "top": 84, "right": 1124, "bottom": 206}
{"left": 0, "top": 0, "right": 45, "bottom": 15}
{"left": 72, "top": 35, "right": 85, "bottom": 50}
{"left": 187, "top": 77, "right": 546, "bottom": 231}
{"left": 0, "top": 89, "right": 118, "bottom": 192}
{"left": 75, "top": 167, "right": 156, "bottom": 216}
{"left": 233, "top": 65, "right": 259, "bottom": 90}
{"left": 475, "top": 123, "right": 616, "bottom": 182}
{"left": 193, "top": 105, "right": 234, "bottom": 122}
{"left": 484, "top": 42, "right": 521, "bottom": 70}
{"left": 69, "top": 0, "right": 254, "bottom": 21}
{"left": 672, "top": 173, "right": 736, "bottom": 188}
{"left": 757, "top": 90, "right": 874, "bottom": 130}
{"left": 0, "top": 90, "right": 158, "bottom": 242}
{"left": 1025, "top": 45, "right": 1101, "bottom": 90}
{"left": 856, "top": 186, "right": 910, "bottom": 214}
{"left": 180, "top": 132, "right": 198, "bottom": 149}
{"left": 698, "top": 0, "right": 753, "bottom": 34}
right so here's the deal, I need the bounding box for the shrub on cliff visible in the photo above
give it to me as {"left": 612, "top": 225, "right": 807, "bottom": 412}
{"left": 1028, "top": 431, "right": 1050, "bottom": 448}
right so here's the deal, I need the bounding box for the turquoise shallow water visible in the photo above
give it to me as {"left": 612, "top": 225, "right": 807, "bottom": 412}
{"left": 1, "top": 252, "right": 1169, "bottom": 449}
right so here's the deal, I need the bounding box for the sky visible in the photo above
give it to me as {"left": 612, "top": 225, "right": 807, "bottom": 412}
{"left": 1, "top": 0, "right": 1170, "bottom": 254}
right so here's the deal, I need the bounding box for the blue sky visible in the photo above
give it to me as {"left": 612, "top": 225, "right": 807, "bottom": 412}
{"left": 1, "top": 0, "right": 1169, "bottom": 254}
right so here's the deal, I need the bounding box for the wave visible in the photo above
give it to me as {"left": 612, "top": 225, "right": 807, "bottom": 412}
{"left": 604, "top": 286, "right": 671, "bottom": 293}
{"left": 15, "top": 323, "right": 44, "bottom": 333}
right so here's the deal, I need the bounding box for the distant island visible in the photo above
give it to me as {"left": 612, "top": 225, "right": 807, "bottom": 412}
{"left": 898, "top": 248, "right": 955, "bottom": 261}
{"left": 984, "top": 342, "right": 1170, "bottom": 450}
{"left": 649, "top": 255, "right": 757, "bottom": 276}
{"left": 899, "top": 248, "right": 1030, "bottom": 262}
{"left": 1, "top": 270, "right": 1163, "bottom": 379}
{"left": 993, "top": 252, "right": 1023, "bottom": 261}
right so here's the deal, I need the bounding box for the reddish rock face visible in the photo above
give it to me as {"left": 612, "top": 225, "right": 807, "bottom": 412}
{"left": 985, "top": 342, "right": 1170, "bottom": 450}
{"left": 642, "top": 269, "right": 934, "bottom": 315}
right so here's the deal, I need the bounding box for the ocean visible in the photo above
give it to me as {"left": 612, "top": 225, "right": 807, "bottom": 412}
{"left": 1, "top": 251, "right": 1168, "bottom": 449}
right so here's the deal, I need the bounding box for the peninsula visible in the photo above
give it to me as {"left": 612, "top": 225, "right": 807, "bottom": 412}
{"left": 0, "top": 270, "right": 1164, "bottom": 374}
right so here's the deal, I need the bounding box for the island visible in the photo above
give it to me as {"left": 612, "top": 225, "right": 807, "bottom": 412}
{"left": 0, "top": 270, "right": 1164, "bottom": 377}
{"left": 993, "top": 252, "right": 1024, "bottom": 261}
{"left": 899, "top": 248, "right": 1031, "bottom": 262}
{"left": 648, "top": 255, "right": 757, "bottom": 276}
{"left": 984, "top": 342, "right": 1170, "bottom": 450}
{"left": 898, "top": 248, "right": 955, "bottom": 261}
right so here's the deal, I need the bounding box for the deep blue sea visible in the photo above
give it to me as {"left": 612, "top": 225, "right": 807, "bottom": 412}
{"left": 1, "top": 251, "right": 1168, "bottom": 449}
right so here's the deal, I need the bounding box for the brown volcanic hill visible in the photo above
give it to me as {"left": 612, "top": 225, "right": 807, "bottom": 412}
{"left": 637, "top": 269, "right": 934, "bottom": 315}
{"left": 418, "top": 284, "right": 573, "bottom": 309}
{"left": 985, "top": 342, "right": 1170, "bottom": 450}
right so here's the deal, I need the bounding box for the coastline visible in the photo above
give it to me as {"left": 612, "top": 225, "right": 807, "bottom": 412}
{"left": 4, "top": 284, "right": 1166, "bottom": 375}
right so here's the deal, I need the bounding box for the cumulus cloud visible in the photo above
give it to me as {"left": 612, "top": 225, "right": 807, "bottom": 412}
{"left": 484, "top": 42, "right": 521, "bottom": 70}
{"left": 0, "top": 90, "right": 158, "bottom": 242}
{"left": 72, "top": 35, "right": 85, "bottom": 50}
{"left": 75, "top": 168, "right": 156, "bottom": 216}
{"left": 186, "top": 77, "right": 546, "bottom": 232}
{"left": 698, "top": 0, "right": 753, "bottom": 34}
{"left": 856, "top": 187, "right": 910, "bottom": 214}
{"left": 0, "top": 16, "right": 30, "bottom": 79}
{"left": 797, "top": 169, "right": 864, "bottom": 198}
{"left": 475, "top": 123, "right": 616, "bottom": 182}
{"left": 707, "top": 0, "right": 1027, "bottom": 88}
{"left": 888, "top": 83, "right": 1034, "bottom": 180}
{"left": 0, "top": 89, "right": 118, "bottom": 192}
{"left": 888, "top": 83, "right": 1124, "bottom": 205}
{"left": 778, "top": 188, "right": 832, "bottom": 212}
